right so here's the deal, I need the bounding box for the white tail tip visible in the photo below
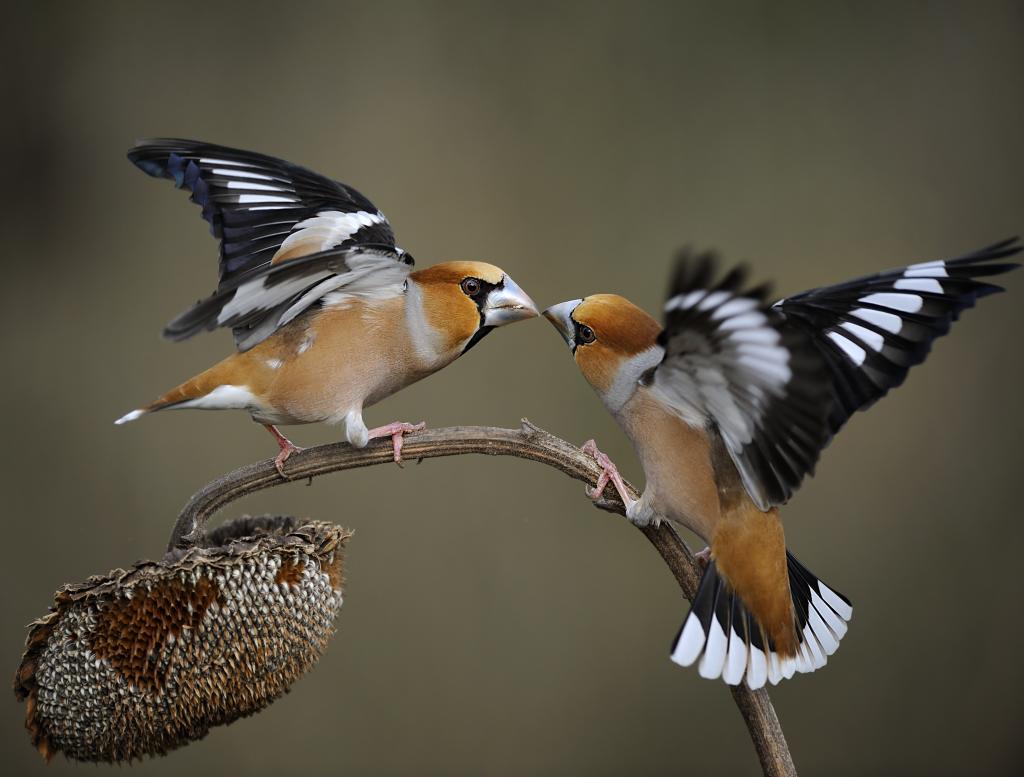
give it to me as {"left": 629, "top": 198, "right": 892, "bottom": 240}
{"left": 115, "top": 409, "right": 145, "bottom": 425}
{"left": 670, "top": 551, "right": 853, "bottom": 688}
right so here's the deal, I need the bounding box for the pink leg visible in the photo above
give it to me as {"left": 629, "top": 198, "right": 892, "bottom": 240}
{"left": 264, "top": 424, "right": 304, "bottom": 478}
{"left": 367, "top": 421, "right": 426, "bottom": 464}
{"left": 581, "top": 439, "right": 637, "bottom": 510}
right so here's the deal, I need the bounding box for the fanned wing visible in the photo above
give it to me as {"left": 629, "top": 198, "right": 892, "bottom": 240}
{"left": 129, "top": 139, "right": 400, "bottom": 283}
{"left": 774, "top": 238, "right": 1020, "bottom": 438}
{"left": 649, "top": 251, "right": 834, "bottom": 510}
{"left": 128, "top": 139, "right": 412, "bottom": 350}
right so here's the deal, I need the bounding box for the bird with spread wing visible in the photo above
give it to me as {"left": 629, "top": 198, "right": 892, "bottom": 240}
{"left": 544, "top": 239, "right": 1018, "bottom": 688}
{"left": 116, "top": 139, "right": 538, "bottom": 475}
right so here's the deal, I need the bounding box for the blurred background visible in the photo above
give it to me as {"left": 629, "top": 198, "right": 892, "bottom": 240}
{"left": 2, "top": 1, "right": 1022, "bottom": 774}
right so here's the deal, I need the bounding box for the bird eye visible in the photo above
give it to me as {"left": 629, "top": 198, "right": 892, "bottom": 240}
{"left": 461, "top": 278, "right": 482, "bottom": 297}
{"left": 577, "top": 324, "right": 596, "bottom": 344}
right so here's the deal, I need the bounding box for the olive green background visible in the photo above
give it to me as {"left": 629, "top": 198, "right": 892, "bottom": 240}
{"left": 2, "top": 1, "right": 1021, "bottom": 774}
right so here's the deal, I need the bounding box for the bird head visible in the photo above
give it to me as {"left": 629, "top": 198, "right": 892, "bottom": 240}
{"left": 408, "top": 261, "right": 538, "bottom": 358}
{"left": 543, "top": 294, "right": 663, "bottom": 411}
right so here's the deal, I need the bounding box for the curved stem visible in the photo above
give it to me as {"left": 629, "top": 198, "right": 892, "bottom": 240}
{"left": 171, "top": 420, "right": 796, "bottom": 777}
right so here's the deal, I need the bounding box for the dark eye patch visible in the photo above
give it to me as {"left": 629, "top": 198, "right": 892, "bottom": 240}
{"left": 461, "top": 277, "right": 487, "bottom": 298}
{"left": 574, "top": 322, "right": 597, "bottom": 345}
{"left": 459, "top": 276, "right": 502, "bottom": 355}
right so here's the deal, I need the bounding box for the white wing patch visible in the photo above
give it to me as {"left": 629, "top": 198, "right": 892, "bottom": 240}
{"left": 213, "top": 248, "right": 410, "bottom": 334}
{"left": 827, "top": 331, "right": 867, "bottom": 365}
{"left": 654, "top": 289, "right": 793, "bottom": 503}
{"left": 272, "top": 210, "right": 387, "bottom": 263}
{"left": 237, "top": 194, "right": 299, "bottom": 205}
{"left": 839, "top": 321, "right": 884, "bottom": 352}
{"left": 210, "top": 167, "right": 276, "bottom": 181}
{"left": 217, "top": 270, "right": 335, "bottom": 326}
{"left": 131, "top": 140, "right": 409, "bottom": 351}
{"left": 656, "top": 252, "right": 837, "bottom": 510}
{"left": 858, "top": 292, "right": 923, "bottom": 313}
{"left": 822, "top": 264, "right": 939, "bottom": 369}
{"left": 308, "top": 253, "right": 409, "bottom": 312}
{"left": 850, "top": 307, "right": 902, "bottom": 333}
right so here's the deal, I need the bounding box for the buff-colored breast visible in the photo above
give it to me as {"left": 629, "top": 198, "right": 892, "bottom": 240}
{"left": 259, "top": 296, "right": 427, "bottom": 423}
{"left": 617, "top": 387, "right": 722, "bottom": 540}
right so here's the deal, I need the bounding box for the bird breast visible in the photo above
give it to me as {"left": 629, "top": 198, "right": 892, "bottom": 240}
{"left": 616, "top": 388, "right": 725, "bottom": 541}
{"left": 250, "top": 296, "right": 431, "bottom": 424}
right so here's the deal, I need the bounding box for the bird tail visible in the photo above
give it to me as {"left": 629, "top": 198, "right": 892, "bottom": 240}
{"left": 670, "top": 550, "right": 852, "bottom": 689}
{"left": 114, "top": 367, "right": 237, "bottom": 425}
{"left": 113, "top": 386, "right": 193, "bottom": 425}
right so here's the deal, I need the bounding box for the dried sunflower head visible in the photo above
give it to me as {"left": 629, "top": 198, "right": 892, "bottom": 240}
{"left": 14, "top": 514, "right": 350, "bottom": 763}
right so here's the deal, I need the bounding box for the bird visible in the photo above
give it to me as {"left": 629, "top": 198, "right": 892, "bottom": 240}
{"left": 543, "top": 238, "right": 1019, "bottom": 689}
{"left": 115, "top": 139, "right": 538, "bottom": 475}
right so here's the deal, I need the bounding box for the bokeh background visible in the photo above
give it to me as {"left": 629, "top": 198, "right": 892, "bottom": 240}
{"left": 2, "top": 2, "right": 1022, "bottom": 774}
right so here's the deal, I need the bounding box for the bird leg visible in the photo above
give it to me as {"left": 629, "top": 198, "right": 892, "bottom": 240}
{"left": 367, "top": 421, "right": 426, "bottom": 464}
{"left": 581, "top": 439, "right": 637, "bottom": 510}
{"left": 263, "top": 424, "right": 304, "bottom": 479}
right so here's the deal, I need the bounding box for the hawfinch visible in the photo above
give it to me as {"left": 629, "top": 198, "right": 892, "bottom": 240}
{"left": 115, "top": 139, "right": 538, "bottom": 474}
{"left": 544, "top": 239, "right": 1018, "bottom": 689}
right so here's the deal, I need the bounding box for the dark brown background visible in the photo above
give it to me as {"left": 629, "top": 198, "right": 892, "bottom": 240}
{"left": 2, "top": 2, "right": 1022, "bottom": 774}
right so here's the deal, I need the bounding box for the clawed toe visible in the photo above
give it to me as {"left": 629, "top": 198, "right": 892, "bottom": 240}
{"left": 263, "top": 424, "right": 303, "bottom": 479}
{"left": 580, "top": 438, "right": 637, "bottom": 513}
{"left": 274, "top": 444, "right": 304, "bottom": 479}
{"left": 368, "top": 420, "right": 426, "bottom": 464}
{"left": 694, "top": 546, "right": 712, "bottom": 569}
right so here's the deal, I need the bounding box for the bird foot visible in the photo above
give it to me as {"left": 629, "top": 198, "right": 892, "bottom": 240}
{"left": 368, "top": 421, "right": 426, "bottom": 464}
{"left": 581, "top": 439, "right": 637, "bottom": 511}
{"left": 694, "top": 546, "right": 712, "bottom": 570}
{"left": 264, "top": 424, "right": 304, "bottom": 479}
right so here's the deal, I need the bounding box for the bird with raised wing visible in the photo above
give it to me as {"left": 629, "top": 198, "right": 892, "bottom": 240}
{"left": 116, "top": 139, "right": 538, "bottom": 475}
{"left": 544, "top": 239, "right": 1019, "bottom": 688}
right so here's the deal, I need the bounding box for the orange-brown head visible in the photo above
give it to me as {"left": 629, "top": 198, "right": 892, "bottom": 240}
{"left": 408, "top": 261, "right": 537, "bottom": 361}
{"left": 543, "top": 294, "right": 663, "bottom": 411}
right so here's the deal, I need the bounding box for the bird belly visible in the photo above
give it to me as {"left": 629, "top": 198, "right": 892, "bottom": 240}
{"left": 618, "top": 389, "right": 722, "bottom": 540}
{"left": 261, "top": 370, "right": 374, "bottom": 426}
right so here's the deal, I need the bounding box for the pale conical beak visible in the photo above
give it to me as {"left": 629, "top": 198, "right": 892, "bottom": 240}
{"left": 482, "top": 276, "right": 539, "bottom": 327}
{"left": 542, "top": 299, "right": 583, "bottom": 350}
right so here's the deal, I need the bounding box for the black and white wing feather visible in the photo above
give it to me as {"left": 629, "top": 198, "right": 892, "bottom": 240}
{"left": 167, "top": 245, "right": 413, "bottom": 351}
{"left": 649, "top": 251, "right": 834, "bottom": 511}
{"left": 774, "top": 238, "right": 1020, "bottom": 438}
{"left": 128, "top": 139, "right": 411, "bottom": 350}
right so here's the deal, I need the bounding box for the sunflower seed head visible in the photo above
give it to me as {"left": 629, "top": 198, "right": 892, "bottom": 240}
{"left": 14, "top": 515, "right": 350, "bottom": 763}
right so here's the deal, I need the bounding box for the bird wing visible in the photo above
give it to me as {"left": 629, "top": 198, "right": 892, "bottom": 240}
{"left": 773, "top": 238, "right": 1020, "bottom": 440}
{"left": 165, "top": 245, "right": 413, "bottom": 351}
{"left": 648, "top": 250, "right": 834, "bottom": 511}
{"left": 128, "top": 138, "right": 411, "bottom": 350}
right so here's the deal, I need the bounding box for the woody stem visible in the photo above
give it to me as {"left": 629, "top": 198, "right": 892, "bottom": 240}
{"left": 170, "top": 420, "right": 796, "bottom": 777}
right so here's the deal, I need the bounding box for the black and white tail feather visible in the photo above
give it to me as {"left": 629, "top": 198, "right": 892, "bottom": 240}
{"left": 671, "top": 554, "right": 852, "bottom": 689}
{"left": 128, "top": 139, "right": 412, "bottom": 351}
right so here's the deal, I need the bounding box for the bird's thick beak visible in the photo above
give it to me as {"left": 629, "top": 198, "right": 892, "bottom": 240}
{"left": 542, "top": 299, "right": 583, "bottom": 350}
{"left": 482, "top": 276, "right": 539, "bottom": 327}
